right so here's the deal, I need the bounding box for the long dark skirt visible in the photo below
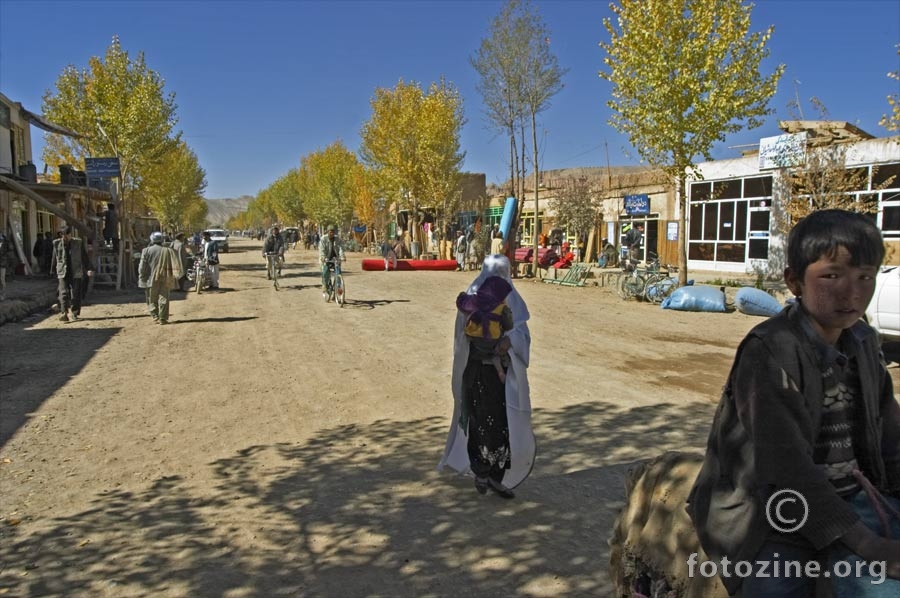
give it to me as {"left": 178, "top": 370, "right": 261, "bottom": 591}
{"left": 462, "top": 359, "right": 510, "bottom": 483}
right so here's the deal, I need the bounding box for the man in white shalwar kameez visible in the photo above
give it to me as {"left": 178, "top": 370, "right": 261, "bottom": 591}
{"left": 438, "top": 255, "right": 535, "bottom": 497}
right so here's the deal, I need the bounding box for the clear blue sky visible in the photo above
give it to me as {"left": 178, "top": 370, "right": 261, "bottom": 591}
{"left": 1, "top": 0, "right": 898, "bottom": 199}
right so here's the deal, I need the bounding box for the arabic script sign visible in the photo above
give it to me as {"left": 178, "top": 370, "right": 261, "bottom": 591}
{"left": 85, "top": 157, "right": 121, "bottom": 178}
{"left": 624, "top": 194, "right": 650, "bottom": 215}
{"left": 758, "top": 133, "right": 807, "bottom": 171}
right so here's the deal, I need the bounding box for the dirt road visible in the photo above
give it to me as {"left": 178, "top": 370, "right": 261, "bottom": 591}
{"left": 1, "top": 237, "right": 894, "bottom": 597}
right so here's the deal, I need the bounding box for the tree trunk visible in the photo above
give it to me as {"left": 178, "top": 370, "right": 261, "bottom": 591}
{"left": 531, "top": 110, "right": 540, "bottom": 275}
{"left": 509, "top": 125, "right": 516, "bottom": 198}
{"left": 676, "top": 175, "right": 688, "bottom": 287}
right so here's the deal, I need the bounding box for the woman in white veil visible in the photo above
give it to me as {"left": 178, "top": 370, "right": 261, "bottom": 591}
{"left": 438, "top": 254, "right": 535, "bottom": 497}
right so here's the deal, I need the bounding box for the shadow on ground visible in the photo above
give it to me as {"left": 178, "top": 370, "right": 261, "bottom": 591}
{"left": 0, "top": 400, "right": 714, "bottom": 597}
{"left": 343, "top": 298, "right": 413, "bottom": 310}
{"left": 0, "top": 327, "right": 121, "bottom": 447}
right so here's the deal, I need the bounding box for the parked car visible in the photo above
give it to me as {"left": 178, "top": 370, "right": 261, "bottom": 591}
{"left": 204, "top": 228, "right": 229, "bottom": 253}
{"left": 866, "top": 265, "right": 900, "bottom": 343}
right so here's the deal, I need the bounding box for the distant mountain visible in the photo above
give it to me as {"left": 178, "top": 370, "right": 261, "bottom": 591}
{"left": 204, "top": 195, "right": 253, "bottom": 227}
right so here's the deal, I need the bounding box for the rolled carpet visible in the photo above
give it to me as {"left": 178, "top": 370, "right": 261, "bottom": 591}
{"left": 361, "top": 259, "right": 459, "bottom": 271}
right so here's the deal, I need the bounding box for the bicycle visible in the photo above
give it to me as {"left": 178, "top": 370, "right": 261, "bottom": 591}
{"left": 265, "top": 252, "right": 282, "bottom": 290}
{"left": 615, "top": 252, "right": 675, "bottom": 301}
{"left": 323, "top": 258, "right": 345, "bottom": 307}
{"left": 643, "top": 270, "right": 679, "bottom": 304}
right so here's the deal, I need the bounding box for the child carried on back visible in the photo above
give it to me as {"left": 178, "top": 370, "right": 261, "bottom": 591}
{"left": 456, "top": 275, "right": 514, "bottom": 383}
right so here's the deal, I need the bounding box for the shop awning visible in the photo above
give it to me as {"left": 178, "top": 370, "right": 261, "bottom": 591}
{"left": 19, "top": 106, "right": 84, "bottom": 138}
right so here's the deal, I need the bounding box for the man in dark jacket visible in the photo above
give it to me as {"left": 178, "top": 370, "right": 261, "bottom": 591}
{"left": 50, "top": 226, "right": 92, "bottom": 322}
{"left": 262, "top": 226, "right": 285, "bottom": 279}
{"left": 624, "top": 222, "right": 644, "bottom": 262}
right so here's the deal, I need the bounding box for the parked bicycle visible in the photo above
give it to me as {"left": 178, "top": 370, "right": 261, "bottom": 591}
{"left": 323, "top": 258, "right": 345, "bottom": 307}
{"left": 616, "top": 252, "right": 679, "bottom": 302}
{"left": 265, "top": 252, "right": 281, "bottom": 290}
{"left": 643, "top": 271, "right": 679, "bottom": 304}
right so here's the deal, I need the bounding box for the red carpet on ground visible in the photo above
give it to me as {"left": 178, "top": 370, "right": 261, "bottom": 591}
{"left": 361, "top": 259, "right": 459, "bottom": 271}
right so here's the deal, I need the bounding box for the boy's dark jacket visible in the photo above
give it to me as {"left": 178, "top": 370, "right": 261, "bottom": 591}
{"left": 687, "top": 301, "right": 900, "bottom": 595}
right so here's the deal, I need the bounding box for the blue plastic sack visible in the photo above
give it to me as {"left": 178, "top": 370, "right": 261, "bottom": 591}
{"left": 734, "top": 286, "right": 782, "bottom": 317}
{"left": 661, "top": 285, "right": 727, "bottom": 312}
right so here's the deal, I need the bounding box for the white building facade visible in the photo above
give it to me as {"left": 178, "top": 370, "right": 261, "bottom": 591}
{"left": 688, "top": 131, "right": 900, "bottom": 274}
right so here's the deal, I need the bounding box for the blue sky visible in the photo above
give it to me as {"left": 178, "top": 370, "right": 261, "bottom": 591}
{"left": 1, "top": 0, "right": 898, "bottom": 199}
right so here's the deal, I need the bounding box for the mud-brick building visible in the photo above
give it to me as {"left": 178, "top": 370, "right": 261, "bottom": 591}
{"left": 0, "top": 91, "right": 112, "bottom": 275}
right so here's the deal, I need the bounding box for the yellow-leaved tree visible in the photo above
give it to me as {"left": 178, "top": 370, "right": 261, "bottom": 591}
{"left": 359, "top": 78, "right": 465, "bottom": 251}
{"left": 600, "top": 0, "right": 783, "bottom": 286}
{"left": 138, "top": 140, "right": 207, "bottom": 233}
{"left": 351, "top": 164, "right": 384, "bottom": 246}
{"left": 881, "top": 44, "right": 900, "bottom": 132}
{"left": 298, "top": 141, "right": 359, "bottom": 229}
{"left": 41, "top": 35, "right": 181, "bottom": 219}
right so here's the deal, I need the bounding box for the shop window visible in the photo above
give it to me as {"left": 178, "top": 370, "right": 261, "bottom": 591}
{"left": 718, "top": 201, "right": 735, "bottom": 241}
{"left": 749, "top": 238, "right": 769, "bottom": 260}
{"left": 703, "top": 203, "right": 718, "bottom": 240}
{"left": 690, "top": 203, "right": 703, "bottom": 239}
{"left": 882, "top": 205, "right": 899, "bottom": 238}
{"left": 744, "top": 176, "right": 772, "bottom": 198}
{"left": 689, "top": 242, "right": 715, "bottom": 260}
{"left": 690, "top": 181, "right": 711, "bottom": 202}
{"left": 845, "top": 167, "right": 870, "bottom": 191}
{"left": 872, "top": 163, "right": 900, "bottom": 188}
{"left": 749, "top": 210, "right": 770, "bottom": 232}
{"left": 713, "top": 179, "right": 741, "bottom": 200}
{"left": 735, "top": 201, "right": 748, "bottom": 241}
{"left": 716, "top": 243, "right": 746, "bottom": 263}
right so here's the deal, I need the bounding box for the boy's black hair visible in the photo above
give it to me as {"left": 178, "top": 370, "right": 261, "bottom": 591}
{"left": 787, "top": 209, "right": 884, "bottom": 279}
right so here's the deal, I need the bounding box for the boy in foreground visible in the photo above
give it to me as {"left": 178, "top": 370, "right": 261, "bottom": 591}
{"left": 688, "top": 210, "right": 900, "bottom": 596}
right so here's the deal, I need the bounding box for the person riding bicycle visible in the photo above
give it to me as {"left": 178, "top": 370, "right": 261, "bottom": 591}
{"left": 318, "top": 224, "right": 345, "bottom": 300}
{"left": 262, "top": 226, "right": 285, "bottom": 279}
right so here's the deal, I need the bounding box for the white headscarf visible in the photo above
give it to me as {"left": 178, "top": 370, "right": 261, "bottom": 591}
{"left": 438, "top": 254, "right": 535, "bottom": 488}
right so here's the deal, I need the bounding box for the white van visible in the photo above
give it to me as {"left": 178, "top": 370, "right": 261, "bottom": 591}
{"left": 204, "top": 229, "right": 229, "bottom": 253}
{"left": 866, "top": 266, "right": 900, "bottom": 343}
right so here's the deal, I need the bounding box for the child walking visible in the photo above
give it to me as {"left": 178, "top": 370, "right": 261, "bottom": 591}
{"left": 688, "top": 209, "right": 900, "bottom": 596}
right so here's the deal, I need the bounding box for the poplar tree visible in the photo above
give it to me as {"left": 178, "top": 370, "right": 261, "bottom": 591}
{"left": 359, "top": 79, "right": 465, "bottom": 249}
{"left": 299, "top": 141, "right": 359, "bottom": 229}
{"left": 600, "top": 0, "right": 783, "bottom": 285}
{"left": 472, "top": 0, "right": 565, "bottom": 270}
{"left": 139, "top": 141, "right": 207, "bottom": 232}
{"left": 41, "top": 36, "right": 180, "bottom": 213}
{"left": 881, "top": 44, "right": 900, "bottom": 132}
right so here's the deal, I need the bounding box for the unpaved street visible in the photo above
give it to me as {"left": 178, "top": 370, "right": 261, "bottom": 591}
{"left": 2, "top": 237, "right": 894, "bottom": 597}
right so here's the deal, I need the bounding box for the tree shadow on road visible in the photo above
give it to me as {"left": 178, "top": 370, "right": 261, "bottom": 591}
{"left": 0, "top": 400, "right": 715, "bottom": 597}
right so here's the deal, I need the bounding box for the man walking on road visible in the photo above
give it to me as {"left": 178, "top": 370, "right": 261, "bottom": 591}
{"left": 50, "top": 226, "right": 92, "bottom": 322}
{"left": 138, "top": 231, "right": 183, "bottom": 324}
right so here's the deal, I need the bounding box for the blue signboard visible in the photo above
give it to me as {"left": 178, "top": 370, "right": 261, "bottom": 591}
{"left": 624, "top": 194, "right": 650, "bottom": 215}
{"left": 85, "top": 157, "right": 120, "bottom": 178}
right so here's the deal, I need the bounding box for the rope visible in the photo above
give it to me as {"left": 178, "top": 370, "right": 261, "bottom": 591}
{"left": 851, "top": 468, "right": 900, "bottom": 539}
